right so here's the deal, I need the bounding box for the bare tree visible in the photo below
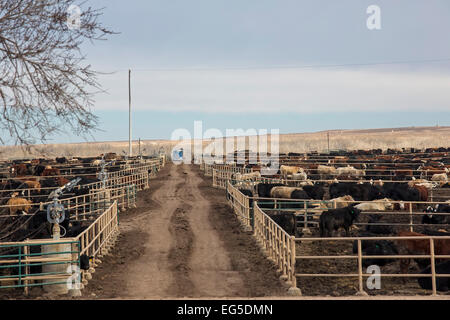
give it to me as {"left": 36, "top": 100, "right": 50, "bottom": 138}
{"left": 0, "top": 0, "right": 114, "bottom": 146}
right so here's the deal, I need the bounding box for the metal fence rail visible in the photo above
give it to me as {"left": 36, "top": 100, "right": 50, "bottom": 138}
{"left": 212, "top": 168, "right": 253, "bottom": 189}
{"left": 219, "top": 171, "right": 450, "bottom": 296}
{"left": 293, "top": 235, "right": 450, "bottom": 296}
{"left": 0, "top": 238, "right": 80, "bottom": 294}
{"left": 75, "top": 201, "right": 119, "bottom": 285}
{"left": 0, "top": 156, "right": 166, "bottom": 294}
{"left": 253, "top": 202, "right": 297, "bottom": 289}
{"left": 226, "top": 181, "right": 252, "bottom": 229}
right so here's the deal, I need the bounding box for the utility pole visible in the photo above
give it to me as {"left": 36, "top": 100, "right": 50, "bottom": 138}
{"left": 139, "top": 138, "right": 141, "bottom": 156}
{"left": 129, "top": 69, "right": 132, "bottom": 157}
{"left": 327, "top": 131, "right": 330, "bottom": 153}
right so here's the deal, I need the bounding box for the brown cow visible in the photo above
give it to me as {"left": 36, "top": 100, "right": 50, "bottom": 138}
{"left": 394, "top": 168, "right": 413, "bottom": 180}
{"left": 41, "top": 168, "right": 61, "bottom": 176}
{"left": 395, "top": 231, "right": 450, "bottom": 274}
{"left": 57, "top": 177, "right": 70, "bottom": 187}
{"left": 10, "top": 164, "right": 30, "bottom": 176}
{"left": 412, "top": 185, "right": 429, "bottom": 202}
{"left": 6, "top": 197, "right": 32, "bottom": 215}
{"left": 23, "top": 181, "right": 41, "bottom": 193}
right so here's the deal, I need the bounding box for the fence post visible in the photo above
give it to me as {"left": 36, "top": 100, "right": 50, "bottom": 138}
{"left": 23, "top": 243, "right": 29, "bottom": 295}
{"left": 409, "top": 203, "right": 413, "bottom": 232}
{"left": 430, "top": 238, "right": 437, "bottom": 296}
{"left": 356, "top": 239, "right": 368, "bottom": 296}
{"left": 287, "top": 236, "right": 301, "bottom": 296}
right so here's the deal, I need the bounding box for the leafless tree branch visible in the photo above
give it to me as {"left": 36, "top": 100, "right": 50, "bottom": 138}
{"left": 0, "top": 0, "right": 115, "bottom": 146}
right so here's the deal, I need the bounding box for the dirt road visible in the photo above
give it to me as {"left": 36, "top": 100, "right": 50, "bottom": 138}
{"left": 79, "top": 163, "right": 286, "bottom": 299}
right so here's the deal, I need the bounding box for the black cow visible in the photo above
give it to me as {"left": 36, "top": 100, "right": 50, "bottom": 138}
{"left": 55, "top": 157, "right": 67, "bottom": 164}
{"left": 352, "top": 234, "right": 399, "bottom": 267}
{"left": 302, "top": 183, "right": 325, "bottom": 200}
{"left": 256, "top": 183, "right": 286, "bottom": 198}
{"left": 268, "top": 213, "right": 302, "bottom": 237}
{"left": 80, "top": 254, "right": 94, "bottom": 270}
{"left": 421, "top": 229, "right": 449, "bottom": 236}
{"left": 382, "top": 183, "right": 420, "bottom": 201}
{"left": 422, "top": 204, "right": 450, "bottom": 225}
{"left": 40, "top": 178, "right": 59, "bottom": 188}
{"left": 329, "top": 183, "right": 384, "bottom": 201}
{"left": 418, "top": 260, "right": 450, "bottom": 292}
{"left": 365, "top": 214, "right": 394, "bottom": 235}
{"left": 33, "top": 164, "right": 47, "bottom": 176}
{"left": 66, "top": 220, "right": 89, "bottom": 237}
{"left": 319, "top": 206, "right": 361, "bottom": 237}
{"left": 296, "top": 213, "right": 316, "bottom": 228}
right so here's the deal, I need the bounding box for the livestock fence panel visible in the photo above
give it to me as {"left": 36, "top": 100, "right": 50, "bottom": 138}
{"left": 245, "top": 197, "right": 450, "bottom": 234}
{"left": 253, "top": 202, "right": 297, "bottom": 288}
{"left": 226, "top": 181, "right": 252, "bottom": 229}
{"left": 212, "top": 167, "right": 254, "bottom": 189}
{"left": 75, "top": 201, "right": 118, "bottom": 268}
{"left": 294, "top": 235, "right": 450, "bottom": 296}
{"left": 223, "top": 183, "right": 450, "bottom": 296}
{"left": 0, "top": 238, "right": 80, "bottom": 294}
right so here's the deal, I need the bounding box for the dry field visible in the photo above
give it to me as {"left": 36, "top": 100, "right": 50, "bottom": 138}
{"left": 0, "top": 126, "right": 449, "bottom": 160}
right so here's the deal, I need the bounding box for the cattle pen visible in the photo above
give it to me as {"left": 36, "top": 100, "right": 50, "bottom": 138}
{"left": 201, "top": 153, "right": 450, "bottom": 297}
{"left": 0, "top": 155, "right": 166, "bottom": 295}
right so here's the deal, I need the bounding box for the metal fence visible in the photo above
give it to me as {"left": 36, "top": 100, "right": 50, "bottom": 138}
{"left": 293, "top": 234, "right": 450, "bottom": 296}
{"left": 223, "top": 178, "right": 450, "bottom": 296}
{"left": 226, "top": 181, "right": 252, "bottom": 229}
{"left": 76, "top": 201, "right": 119, "bottom": 286}
{"left": 0, "top": 238, "right": 80, "bottom": 294}
{"left": 253, "top": 202, "right": 297, "bottom": 289}
{"left": 0, "top": 155, "right": 165, "bottom": 294}
{"left": 0, "top": 200, "right": 119, "bottom": 294}
{"left": 212, "top": 168, "right": 253, "bottom": 189}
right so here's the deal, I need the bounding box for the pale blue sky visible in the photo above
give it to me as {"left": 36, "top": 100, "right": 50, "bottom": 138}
{"left": 12, "top": 1, "right": 450, "bottom": 143}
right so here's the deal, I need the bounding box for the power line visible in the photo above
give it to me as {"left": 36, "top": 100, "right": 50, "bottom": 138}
{"left": 102, "top": 57, "right": 450, "bottom": 73}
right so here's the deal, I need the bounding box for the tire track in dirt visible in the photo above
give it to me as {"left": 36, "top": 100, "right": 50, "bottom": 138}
{"left": 120, "top": 164, "right": 183, "bottom": 298}
{"left": 176, "top": 164, "right": 246, "bottom": 297}
{"left": 166, "top": 190, "right": 195, "bottom": 296}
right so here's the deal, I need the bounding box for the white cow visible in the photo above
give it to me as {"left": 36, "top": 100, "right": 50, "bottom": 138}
{"left": 91, "top": 159, "right": 102, "bottom": 166}
{"left": 319, "top": 195, "right": 354, "bottom": 209}
{"left": 354, "top": 198, "right": 394, "bottom": 211}
{"left": 431, "top": 173, "right": 448, "bottom": 182}
{"left": 292, "top": 172, "right": 308, "bottom": 180}
{"left": 336, "top": 166, "right": 365, "bottom": 178}
{"left": 270, "top": 186, "right": 303, "bottom": 199}
{"left": 280, "top": 165, "right": 304, "bottom": 177}
{"left": 234, "top": 171, "right": 261, "bottom": 181}
{"left": 317, "top": 165, "right": 336, "bottom": 175}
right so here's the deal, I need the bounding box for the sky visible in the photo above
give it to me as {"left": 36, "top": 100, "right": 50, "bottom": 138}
{"left": 33, "top": 1, "right": 450, "bottom": 142}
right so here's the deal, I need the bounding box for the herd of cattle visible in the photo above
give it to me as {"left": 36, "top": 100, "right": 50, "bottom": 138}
{"left": 226, "top": 148, "right": 450, "bottom": 292}
{"left": 0, "top": 153, "right": 162, "bottom": 292}
{"left": 0, "top": 153, "right": 153, "bottom": 242}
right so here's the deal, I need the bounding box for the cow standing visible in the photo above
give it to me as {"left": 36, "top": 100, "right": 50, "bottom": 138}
{"left": 319, "top": 206, "right": 361, "bottom": 237}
